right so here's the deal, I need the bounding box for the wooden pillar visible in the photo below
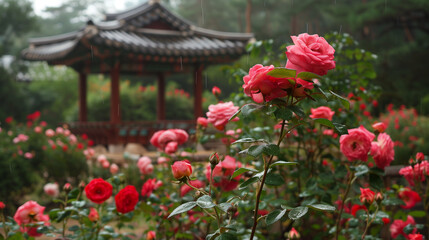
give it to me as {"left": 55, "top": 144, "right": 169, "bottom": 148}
{"left": 110, "top": 63, "right": 121, "bottom": 124}
{"left": 157, "top": 73, "right": 166, "bottom": 120}
{"left": 194, "top": 65, "right": 203, "bottom": 119}
{"left": 78, "top": 72, "right": 87, "bottom": 122}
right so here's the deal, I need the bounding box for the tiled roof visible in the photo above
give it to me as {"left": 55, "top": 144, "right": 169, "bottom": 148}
{"left": 21, "top": 1, "right": 253, "bottom": 68}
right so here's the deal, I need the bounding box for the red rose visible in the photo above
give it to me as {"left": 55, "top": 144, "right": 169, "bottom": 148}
{"left": 359, "top": 188, "right": 375, "bottom": 205}
{"left": 141, "top": 179, "right": 163, "bottom": 197}
{"left": 5, "top": 116, "right": 13, "bottom": 124}
{"left": 0, "top": 201, "right": 5, "bottom": 209}
{"left": 390, "top": 216, "right": 416, "bottom": 239}
{"left": 115, "top": 185, "right": 139, "bottom": 214}
{"left": 88, "top": 207, "right": 99, "bottom": 222}
{"left": 285, "top": 33, "right": 336, "bottom": 76}
{"left": 206, "top": 156, "right": 242, "bottom": 191}
{"left": 351, "top": 204, "right": 367, "bottom": 217}
{"left": 171, "top": 161, "right": 192, "bottom": 180}
{"left": 180, "top": 180, "right": 205, "bottom": 197}
{"left": 398, "top": 188, "right": 421, "bottom": 209}
{"left": 84, "top": 178, "right": 113, "bottom": 204}
{"left": 212, "top": 86, "right": 221, "bottom": 96}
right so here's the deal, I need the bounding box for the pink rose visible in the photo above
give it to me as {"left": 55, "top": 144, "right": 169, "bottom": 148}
{"left": 97, "top": 154, "right": 107, "bottom": 163}
{"left": 359, "top": 188, "right": 375, "bottom": 205}
{"left": 288, "top": 228, "right": 300, "bottom": 239}
{"left": 157, "top": 157, "right": 169, "bottom": 165}
{"left": 206, "top": 102, "right": 239, "bottom": 131}
{"left": 13, "top": 201, "right": 50, "bottom": 237}
{"left": 171, "top": 160, "right": 192, "bottom": 180}
{"left": 43, "top": 183, "right": 59, "bottom": 197}
{"left": 399, "top": 161, "right": 429, "bottom": 186}
{"left": 110, "top": 163, "right": 119, "bottom": 174}
{"left": 180, "top": 180, "right": 205, "bottom": 197}
{"left": 285, "top": 33, "right": 336, "bottom": 76}
{"left": 372, "top": 122, "right": 387, "bottom": 133}
{"left": 24, "top": 152, "right": 33, "bottom": 159}
{"left": 141, "top": 178, "right": 163, "bottom": 197}
{"left": 34, "top": 126, "right": 42, "bottom": 133}
{"left": 137, "top": 156, "right": 154, "bottom": 175}
{"left": 150, "top": 129, "right": 188, "bottom": 154}
{"left": 45, "top": 129, "right": 55, "bottom": 137}
{"left": 55, "top": 127, "right": 64, "bottom": 135}
{"left": 390, "top": 215, "right": 416, "bottom": 239}
{"left": 242, "top": 64, "right": 289, "bottom": 103}
{"left": 310, "top": 106, "right": 335, "bottom": 121}
{"left": 197, "top": 117, "right": 208, "bottom": 128}
{"left": 340, "top": 126, "right": 373, "bottom": 162}
{"left": 206, "top": 155, "right": 242, "bottom": 191}
{"left": 370, "top": 133, "right": 395, "bottom": 170}
{"left": 408, "top": 234, "right": 423, "bottom": 240}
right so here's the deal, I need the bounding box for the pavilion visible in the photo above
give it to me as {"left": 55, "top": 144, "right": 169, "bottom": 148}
{"left": 22, "top": 0, "right": 253, "bottom": 146}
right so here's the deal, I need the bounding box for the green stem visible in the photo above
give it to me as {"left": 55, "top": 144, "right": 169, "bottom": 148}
{"left": 62, "top": 194, "right": 69, "bottom": 238}
{"left": 335, "top": 169, "right": 355, "bottom": 240}
{"left": 249, "top": 120, "right": 287, "bottom": 240}
{"left": 361, "top": 205, "right": 379, "bottom": 239}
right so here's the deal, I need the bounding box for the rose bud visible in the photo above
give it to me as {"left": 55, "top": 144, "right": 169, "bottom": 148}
{"left": 171, "top": 161, "right": 192, "bottom": 180}
{"left": 209, "top": 152, "right": 220, "bottom": 168}
{"left": 63, "top": 183, "right": 72, "bottom": 193}
{"left": 88, "top": 207, "right": 99, "bottom": 222}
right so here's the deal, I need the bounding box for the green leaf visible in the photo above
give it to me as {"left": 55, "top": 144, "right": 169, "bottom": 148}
{"left": 297, "top": 71, "right": 321, "bottom": 80}
{"left": 206, "top": 232, "right": 219, "bottom": 240}
{"left": 263, "top": 144, "right": 280, "bottom": 156}
{"left": 354, "top": 165, "right": 369, "bottom": 177}
{"left": 241, "top": 104, "right": 264, "bottom": 118}
{"left": 265, "top": 173, "right": 284, "bottom": 186}
{"left": 329, "top": 90, "right": 350, "bottom": 110}
{"left": 409, "top": 211, "right": 426, "bottom": 218}
{"left": 274, "top": 108, "right": 293, "bottom": 120}
{"left": 239, "top": 177, "right": 258, "bottom": 190}
{"left": 231, "top": 138, "right": 267, "bottom": 145}
{"left": 333, "top": 123, "right": 348, "bottom": 135}
{"left": 168, "top": 202, "right": 197, "bottom": 218}
{"left": 266, "top": 209, "right": 287, "bottom": 225}
{"left": 288, "top": 105, "right": 305, "bottom": 118}
{"left": 197, "top": 195, "right": 216, "bottom": 209}
{"left": 248, "top": 145, "right": 265, "bottom": 157}
{"left": 71, "top": 200, "right": 86, "bottom": 208}
{"left": 270, "top": 161, "right": 298, "bottom": 168}
{"left": 267, "top": 67, "right": 296, "bottom": 78}
{"left": 228, "top": 109, "right": 241, "bottom": 122}
{"left": 315, "top": 85, "right": 329, "bottom": 100}
{"left": 218, "top": 203, "right": 232, "bottom": 213}
{"left": 307, "top": 204, "right": 336, "bottom": 212}
{"left": 313, "top": 118, "right": 348, "bottom": 135}
{"left": 231, "top": 167, "right": 259, "bottom": 179}
{"left": 288, "top": 206, "right": 309, "bottom": 220}
{"left": 215, "top": 232, "right": 238, "bottom": 240}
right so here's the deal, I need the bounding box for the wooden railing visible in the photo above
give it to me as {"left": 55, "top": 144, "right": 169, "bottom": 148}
{"left": 66, "top": 120, "right": 196, "bottom": 146}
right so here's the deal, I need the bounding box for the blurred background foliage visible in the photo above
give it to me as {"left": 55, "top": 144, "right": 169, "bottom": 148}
{"left": 0, "top": 0, "right": 428, "bottom": 123}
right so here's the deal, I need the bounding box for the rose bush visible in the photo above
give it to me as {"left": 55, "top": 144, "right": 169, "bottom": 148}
{"left": 1, "top": 32, "right": 428, "bottom": 240}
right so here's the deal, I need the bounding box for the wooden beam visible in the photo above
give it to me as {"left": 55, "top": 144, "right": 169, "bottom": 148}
{"left": 110, "top": 63, "right": 121, "bottom": 124}
{"left": 78, "top": 72, "right": 87, "bottom": 122}
{"left": 194, "top": 65, "right": 203, "bottom": 119}
{"left": 157, "top": 73, "right": 166, "bottom": 120}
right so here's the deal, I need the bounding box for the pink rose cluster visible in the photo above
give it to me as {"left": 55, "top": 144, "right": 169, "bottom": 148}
{"left": 206, "top": 102, "right": 239, "bottom": 131}
{"left": 242, "top": 33, "right": 335, "bottom": 104}
{"left": 206, "top": 155, "right": 242, "bottom": 191}
{"left": 150, "top": 129, "right": 189, "bottom": 154}
{"left": 399, "top": 160, "right": 429, "bottom": 186}
{"left": 340, "top": 125, "right": 395, "bottom": 169}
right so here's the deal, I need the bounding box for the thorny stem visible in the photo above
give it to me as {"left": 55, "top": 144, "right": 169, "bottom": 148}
{"left": 185, "top": 180, "right": 210, "bottom": 196}
{"left": 249, "top": 119, "right": 287, "bottom": 240}
{"left": 361, "top": 205, "right": 379, "bottom": 239}
{"left": 335, "top": 168, "right": 355, "bottom": 240}
{"left": 62, "top": 194, "right": 69, "bottom": 238}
